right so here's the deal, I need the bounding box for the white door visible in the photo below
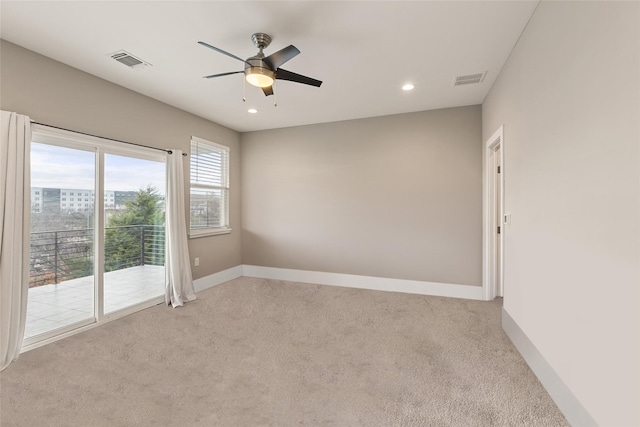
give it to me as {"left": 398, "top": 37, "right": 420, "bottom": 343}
{"left": 484, "top": 125, "right": 504, "bottom": 301}
{"left": 495, "top": 145, "right": 503, "bottom": 297}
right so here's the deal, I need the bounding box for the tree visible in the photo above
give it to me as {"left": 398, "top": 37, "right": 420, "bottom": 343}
{"left": 105, "top": 186, "right": 164, "bottom": 271}
{"left": 108, "top": 186, "right": 164, "bottom": 227}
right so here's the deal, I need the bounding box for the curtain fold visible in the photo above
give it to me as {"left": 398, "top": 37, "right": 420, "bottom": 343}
{"left": 165, "top": 149, "right": 196, "bottom": 307}
{"left": 0, "top": 111, "right": 31, "bottom": 370}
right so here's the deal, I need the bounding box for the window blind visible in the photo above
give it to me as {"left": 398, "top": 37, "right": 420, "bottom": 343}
{"left": 190, "top": 137, "right": 230, "bottom": 235}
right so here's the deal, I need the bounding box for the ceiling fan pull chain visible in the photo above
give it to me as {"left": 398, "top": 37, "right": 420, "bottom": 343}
{"left": 242, "top": 77, "right": 246, "bottom": 102}
{"left": 274, "top": 80, "right": 277, "bottom": 107}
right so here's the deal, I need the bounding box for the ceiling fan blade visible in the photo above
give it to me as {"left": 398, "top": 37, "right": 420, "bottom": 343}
{"left": 262, "top": 86, "right": 274, "bottom": 97}
{"left": 203, "top": 71, "right": 244, "bottom": 79}
{"left": 275, "top": 68, "right": 322, "bottom": 87}
{"left": 263, "top": 45, "right": 300, "bottom": 70}
{"left": 198, "top": 41, "right": 247, "bottom": 64}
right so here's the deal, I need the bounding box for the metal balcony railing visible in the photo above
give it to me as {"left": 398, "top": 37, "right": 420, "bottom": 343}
{"left": 29, "top": 225, "right": 165, "bottom": 288}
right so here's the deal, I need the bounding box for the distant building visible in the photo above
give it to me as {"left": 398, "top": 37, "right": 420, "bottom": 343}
{"left": 42, "top": 188, "right": 61, "bottom": 213}
{"left": 31, "top": 188, "right": 140, "bottom": 213}
{"left": 113, "top": 191, "right": 137, "bottom": 209}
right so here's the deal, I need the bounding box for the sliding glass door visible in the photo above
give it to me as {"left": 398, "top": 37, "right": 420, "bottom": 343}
{"left": 25, "top": 126, "right": 167, "bottom": 344}
{"left": 27, "top": 142, "right": 96, "bottom": 338}
{"left": 104, "top": 153, "right": 166, "bottom": 314}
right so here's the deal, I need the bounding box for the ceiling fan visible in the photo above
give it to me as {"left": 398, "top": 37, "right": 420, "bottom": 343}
{"left": 198, "top": 33, "right": 322, "bottom": 97}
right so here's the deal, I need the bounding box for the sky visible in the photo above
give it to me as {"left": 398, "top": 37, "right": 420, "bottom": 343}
{"left": 31, "top": 142, "right": 166, "bottom": 194}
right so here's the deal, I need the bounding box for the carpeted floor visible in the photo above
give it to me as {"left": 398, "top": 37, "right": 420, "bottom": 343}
{"left": 0, "top": 277, "right": 568, "bottom": 426}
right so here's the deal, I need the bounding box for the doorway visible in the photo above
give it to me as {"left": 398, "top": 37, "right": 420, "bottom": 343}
{"left": 483, "top": 126, "right": 504, "bottom": 300}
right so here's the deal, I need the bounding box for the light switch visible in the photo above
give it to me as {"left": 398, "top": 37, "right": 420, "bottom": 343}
{"left": 504, "top": 213, "right": 511, "bottom": 225}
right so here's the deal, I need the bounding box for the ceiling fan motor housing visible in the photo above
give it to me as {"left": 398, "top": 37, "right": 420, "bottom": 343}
{"left": 245, "top": 57, "right": 275, "bottom": 87}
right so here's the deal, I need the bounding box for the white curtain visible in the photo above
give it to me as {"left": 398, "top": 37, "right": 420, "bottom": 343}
{"left": 0, "top": 111, "right": 31, "bottom": 371}
{"left": 165, "top": 149, "right": 196, "bottom": 307}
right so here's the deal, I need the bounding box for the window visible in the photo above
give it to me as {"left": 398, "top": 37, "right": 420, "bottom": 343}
{"left": 189, "top": 136, "right": 230, "bottom": 237}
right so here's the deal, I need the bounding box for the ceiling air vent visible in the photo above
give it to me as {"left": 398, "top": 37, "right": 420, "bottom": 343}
{"left": 108, "top": 50, "right": 151, "bottom": 69}
{"left": 454, "top": 72, "right": 486, "bottom": 86}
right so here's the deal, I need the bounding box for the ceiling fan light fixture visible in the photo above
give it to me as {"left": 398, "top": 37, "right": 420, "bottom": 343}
{"left": 402, "top": 83, "right": 415, "bottom": 91}
{"left": 245, "top": 67, "right": 275, "bottom": 88}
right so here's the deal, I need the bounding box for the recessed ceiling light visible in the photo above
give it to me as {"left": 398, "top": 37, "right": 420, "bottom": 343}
{"left": 402, "top": 83, "right": 415, "bottom": 91}
{"left": 248, "top": 108, "right": 258, "bottom": 114}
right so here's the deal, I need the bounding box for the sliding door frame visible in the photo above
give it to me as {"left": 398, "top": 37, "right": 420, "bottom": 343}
{"left": 22, "top": 125, "right": 166, "bottom": 352}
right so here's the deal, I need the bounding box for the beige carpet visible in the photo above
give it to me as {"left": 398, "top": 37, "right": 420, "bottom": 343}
{"left": 1, "top": 277, "right": 568, "bottom": 426}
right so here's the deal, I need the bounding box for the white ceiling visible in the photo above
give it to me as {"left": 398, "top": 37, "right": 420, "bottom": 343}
{"left": 1, "top": 1, "right": 538, "bottom": 133}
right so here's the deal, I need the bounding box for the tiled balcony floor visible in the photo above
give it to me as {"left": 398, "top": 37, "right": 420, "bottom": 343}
{"left": 26, "top": 265, "right": 165, "bottom": 339}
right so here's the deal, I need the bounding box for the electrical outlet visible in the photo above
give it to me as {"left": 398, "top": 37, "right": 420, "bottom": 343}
{"left": 194, "top": 257, "right": 200, "bottom": 267}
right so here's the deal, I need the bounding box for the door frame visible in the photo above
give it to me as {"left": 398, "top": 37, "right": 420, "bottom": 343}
{"left": 483, "top": 125, "right": 505, "bottom": 300}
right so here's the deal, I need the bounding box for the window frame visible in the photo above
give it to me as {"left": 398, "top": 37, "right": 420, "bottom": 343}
{"left": 189, "top": 136, "right": 231, "bottom": 238}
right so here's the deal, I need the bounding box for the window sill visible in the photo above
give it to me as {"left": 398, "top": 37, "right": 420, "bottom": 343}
{"left": 189, "top": 228, "right": 232, "bottom": 239}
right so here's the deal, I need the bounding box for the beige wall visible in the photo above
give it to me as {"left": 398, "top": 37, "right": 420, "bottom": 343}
{"left": 482, "top": 1, "right": 639, "bottom": 425}
{"left": 0, "top": 40, "right": 242, "bottom": 279}
{"left": 241, "top": 106, "right": 483, "bottom": 286}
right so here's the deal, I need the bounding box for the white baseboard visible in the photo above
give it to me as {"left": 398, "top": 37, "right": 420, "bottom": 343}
{"left": 193, "top": 265, "right": 243, "bottom": 292}
{"left": 502, "top": 308, "right": 597, "bottom": 426}
{"left": 241, "top": 265, "right": 484, "bottom": 300}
